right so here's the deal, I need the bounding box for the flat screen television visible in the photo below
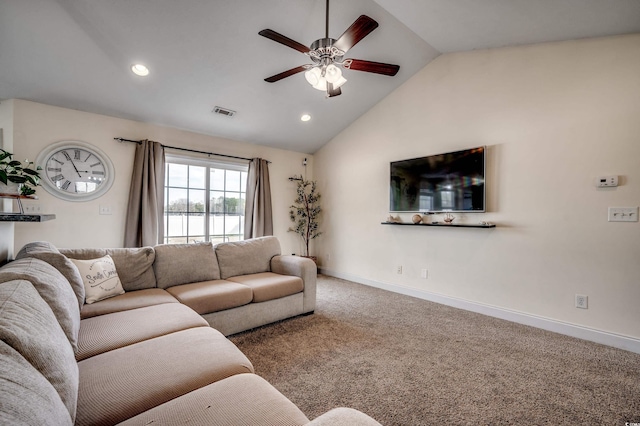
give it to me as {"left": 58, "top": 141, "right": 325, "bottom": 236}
{"left": 390, "top": 146, "right": 486, "bottom": 213}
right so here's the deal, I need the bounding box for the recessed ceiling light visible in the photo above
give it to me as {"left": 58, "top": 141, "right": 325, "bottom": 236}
{"left": 300, "top": 114, "right": 311, "bottom": 122}
{"left": 131, "top": 64, "right": 149, "bottom": 77}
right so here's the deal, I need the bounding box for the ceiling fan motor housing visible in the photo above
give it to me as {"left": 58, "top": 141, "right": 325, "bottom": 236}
{"left": 308, "top": 38, "right": 345, "bottom": 66}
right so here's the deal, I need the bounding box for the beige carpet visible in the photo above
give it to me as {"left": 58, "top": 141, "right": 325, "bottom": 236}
{"left": 230, "top": 275, "right": 640, "bottom": 425}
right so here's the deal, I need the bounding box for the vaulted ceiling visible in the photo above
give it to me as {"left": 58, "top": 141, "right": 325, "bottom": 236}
{"left": 1, "top": 0, "right": 639, "bottom": 153}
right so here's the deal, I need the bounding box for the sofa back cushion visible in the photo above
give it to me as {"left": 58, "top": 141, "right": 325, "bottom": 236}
{"left": 215, "top": 236, "right": 281, "bottom": 280}
{"left": 0, "top": 280, "right": 79, "bottom": 421}
{"left": 60, "top": 247, "right": 156, "bottom": 291}
{"left": 0, "top": 340, "right": 73, "bottom": 426}
{"left": 153, "top": 242, "right": 221, "bottom": 289}
{"left": 0, "top": 258, "right": 81, "bottom": 353}
{"left": 15, "top": 241, "right": 85, "bottom": 310}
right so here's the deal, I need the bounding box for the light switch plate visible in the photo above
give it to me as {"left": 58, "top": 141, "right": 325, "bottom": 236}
{"left": 99, "top": 205, "right": 112, "bottom": 215}
{"left": 608, "top": 207, "right": 638, "bottom": 222}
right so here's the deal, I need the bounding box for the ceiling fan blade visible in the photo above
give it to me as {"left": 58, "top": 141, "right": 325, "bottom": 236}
{"left": 342, "top": 59, "right": 399, "bottom": 76}
{"left": 264, "top": 65, "right": 308, "bottom": 83}
{"left": 333, "top": 15, "right": 378, "bottom": 53}
{"left": 259, "top": 29, "right": 310, "bottom": 54}
{"left": 327, "top": 82, "right": 342, "bottom": 97}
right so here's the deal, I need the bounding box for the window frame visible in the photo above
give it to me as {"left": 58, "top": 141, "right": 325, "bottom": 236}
{"left": 164, "top": 153, "right": 248, "bottom": 244}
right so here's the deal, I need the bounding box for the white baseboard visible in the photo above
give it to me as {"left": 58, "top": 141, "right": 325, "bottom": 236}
{"left": 319, "top": 268, "right": 640, "bottom": 354}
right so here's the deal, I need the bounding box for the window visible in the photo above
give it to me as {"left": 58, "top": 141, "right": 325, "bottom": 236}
{"left": 164, "top": 155, "right": 248, "bottom": 244}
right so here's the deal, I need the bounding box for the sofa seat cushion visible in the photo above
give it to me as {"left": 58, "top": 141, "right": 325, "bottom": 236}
{"left": 154, "top": 242, "right": 221, "bottom": 289}
{"left": 76, "top": 303, "right": 208, "bottom": 361}
{"left": 80, "top": 288, "right": 178, "bottom": 319}
{"left": 306, "top": 408, "right": 383, "bottom": 426}
{"left": 76, "top": 327, "right": 254, "bottom": 426}
{"left": 0, "top": 341, "right": 73, "bottom": 426}
{"left": 227, "top": 272, "right": 304, "bottom": 303}
{"left": 166, "top": 279, "right": 253, "bottom": 314}
{"left": 118, "top": 373, "right": 309, "bottom": 426}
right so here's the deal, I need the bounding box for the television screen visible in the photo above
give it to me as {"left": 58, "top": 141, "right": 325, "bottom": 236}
{"left": 390, "top": 146, "right": 485, "bottom": 212}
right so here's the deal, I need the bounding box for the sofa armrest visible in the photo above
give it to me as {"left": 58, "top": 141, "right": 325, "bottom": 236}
{"left": 270, "top": 255, "right": 316, "bottom": 313}
{"left": 305, "top": 408, "right": 382, "bottom": 426}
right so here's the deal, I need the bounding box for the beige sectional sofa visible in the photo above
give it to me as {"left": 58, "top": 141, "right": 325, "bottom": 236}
{"left": 0, "top": 236, "right": 381, "bottom": 425}
{"left": 58, "top": 236, "right": 317, "bottom": 336}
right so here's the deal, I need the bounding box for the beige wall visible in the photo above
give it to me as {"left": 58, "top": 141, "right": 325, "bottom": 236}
{"left": 0, "top": 100, "right": 15, "bottom": 263}
{"left": 315, "top": 34, "right": 640, "bottom": 341}
{"left": 11, "top": 100, "right": 311, "bottom": 255}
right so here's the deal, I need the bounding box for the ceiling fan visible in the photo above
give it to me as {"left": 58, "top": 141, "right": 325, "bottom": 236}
{"left": 259, "top": 0, "right": 400, "bottom": 98}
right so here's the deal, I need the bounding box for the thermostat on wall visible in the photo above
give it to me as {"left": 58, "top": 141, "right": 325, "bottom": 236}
{"left": 596, "top": 175, "right": 618, "bottom": 187}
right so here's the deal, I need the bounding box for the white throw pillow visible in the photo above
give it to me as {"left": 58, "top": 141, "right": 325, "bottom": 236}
{"left": 70, "top": 255, "right": 125, "bottom": 304}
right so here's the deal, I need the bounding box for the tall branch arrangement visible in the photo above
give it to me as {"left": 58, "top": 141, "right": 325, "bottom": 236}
{"left": 288, "top": 175, "right": 322, "bottom": 257}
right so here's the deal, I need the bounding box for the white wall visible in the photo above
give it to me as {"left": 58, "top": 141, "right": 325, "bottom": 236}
{"left": 12, "top": 100, "right": 311, "bottom": 255}
{"left": 314, "top": 34, "right": 640, "bottom": 342}
{"left": 0, "top": 100, "right": 15, "bottom": 263}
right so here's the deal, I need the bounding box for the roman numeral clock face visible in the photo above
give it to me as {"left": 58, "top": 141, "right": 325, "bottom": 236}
{"left": 36, "top": 141, "right": 115, "bottom": 201}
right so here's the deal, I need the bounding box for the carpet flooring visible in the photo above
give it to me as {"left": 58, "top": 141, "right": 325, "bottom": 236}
{"left": 230, "top": 275, "right": 640, "bottom": 425}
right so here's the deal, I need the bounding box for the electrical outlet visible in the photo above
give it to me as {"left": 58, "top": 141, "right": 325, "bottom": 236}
{"left": 23, "top": 204, "right": 42, "bottom": 213}
{"left": 575, "top": 294, "right": 588, "bottom": 309}
{"left": 99, "top": 205, "right": 112, "bottom": 215}
{"left": 397, "top": 265, "right": 402, "bottom": 274}
{"left": 420, "top": 269, "right": 428, "bottom": 279}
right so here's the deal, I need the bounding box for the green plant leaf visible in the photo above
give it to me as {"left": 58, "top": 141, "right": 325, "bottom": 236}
{"left": 22, "top": 169, "right": 40, "bottom": 176}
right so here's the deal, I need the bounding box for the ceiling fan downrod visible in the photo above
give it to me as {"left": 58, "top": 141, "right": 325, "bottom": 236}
{"left": 325, "top": 0, "right": 329, "bottom": 39}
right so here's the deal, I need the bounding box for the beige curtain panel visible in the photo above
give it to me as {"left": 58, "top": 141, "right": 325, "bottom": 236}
{"left": 244, "top": 158, "right": 273, "bottom": 239}
{"left": 124, "top": 140, "right": 165, "bottom": 247}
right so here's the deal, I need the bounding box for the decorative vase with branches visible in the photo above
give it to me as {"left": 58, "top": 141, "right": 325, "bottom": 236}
{"left": 288, "top": 175, "right": 322, "bottom": 258}
{"left": 0, "top": 149, "right": 41, "bottom": 196}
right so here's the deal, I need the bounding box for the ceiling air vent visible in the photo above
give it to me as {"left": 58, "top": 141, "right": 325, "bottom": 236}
{"left": 212, "top": 106, "right": 236, "bottom": 117}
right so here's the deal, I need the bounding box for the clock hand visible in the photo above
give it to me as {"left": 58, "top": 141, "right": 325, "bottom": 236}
{"left": 68, "top": 158, "right": 82, "bottom": 178}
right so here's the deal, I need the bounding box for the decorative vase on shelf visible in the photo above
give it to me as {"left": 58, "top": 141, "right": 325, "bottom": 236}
{"left": 0, "top": 181, "right": 21, "bottom": 195}
{"left": 412, "top": 214, "right": 422, "bottom": 224}
{"left": 443, "top": 213, "right": 455, "bottom": 224}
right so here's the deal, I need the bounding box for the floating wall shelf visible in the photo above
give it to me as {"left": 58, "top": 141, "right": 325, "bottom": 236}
{"left": 0, "top": 193, "right": 55, "bottom": 221}
{"left": 0, "top": 213, "right": 56, "bottom": 222}
{"left": 381, "top": 222, "right": 495, "bottom": 229}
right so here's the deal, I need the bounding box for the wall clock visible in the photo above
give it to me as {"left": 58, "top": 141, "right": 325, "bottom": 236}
{"left": 36, "top": 140, "right": 115, "bottom": 202}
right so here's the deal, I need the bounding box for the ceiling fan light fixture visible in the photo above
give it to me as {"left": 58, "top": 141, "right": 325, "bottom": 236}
{"left": 304, "top": 67, "right": 322, "bottom": 86}
{"left": 325, "top": 64, "right": 342, "bottom": 83}
{"left": 313, "top": 77, "right": 327, "bottom": 91}
{"left": 333, "top": 75, "right": 347, "bottom": 89}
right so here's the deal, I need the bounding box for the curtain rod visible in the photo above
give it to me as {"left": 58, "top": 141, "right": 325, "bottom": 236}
{"left": 114, "top": 138, "right": 270, "bottom": 163}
